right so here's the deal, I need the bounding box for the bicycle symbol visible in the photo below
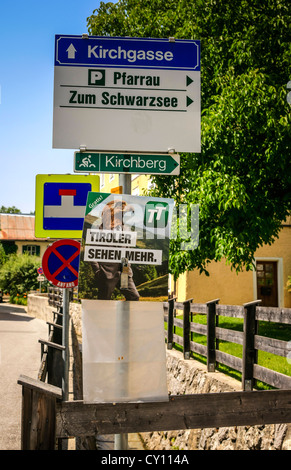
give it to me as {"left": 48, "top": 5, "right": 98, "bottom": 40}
{"left": 79, "top": 155, "right": 97, "bottom": 168}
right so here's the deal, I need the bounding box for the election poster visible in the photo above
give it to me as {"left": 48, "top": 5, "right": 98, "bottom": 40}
{"left": 78, "top": 192, "right": 174, "bottom": 301}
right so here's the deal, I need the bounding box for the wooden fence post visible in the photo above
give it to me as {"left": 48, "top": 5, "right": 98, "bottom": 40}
{"left": 206, "top": 299, "right": 220, "bottom": 372}
{"left": 47, "top": 321, "right": 63, "bottom": 345}
{"left": 39, "top": 339, "right": 65, "bottom": 388}
{"left": 18, "top": 375, "right": 62, "bottom": 450}
{"left": 183, "top": 299, "right": 193, "bottom": 359}
{"left": 242, "top": 300, "right": 261, "bottom": 391}
{"left": 167, "top": 297, "right": 176, "bottom": 349}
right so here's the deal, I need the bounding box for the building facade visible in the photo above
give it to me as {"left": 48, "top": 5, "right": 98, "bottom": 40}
{"left": 175, "top": 219, "right": 291, "bottom": 308}
{"left": 0, "top": 213, "right": 49, "bottom": 259}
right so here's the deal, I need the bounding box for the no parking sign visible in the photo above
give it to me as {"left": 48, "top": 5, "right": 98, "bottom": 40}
{"left": 42, "top": 239, "right": 80, "bottom": 288}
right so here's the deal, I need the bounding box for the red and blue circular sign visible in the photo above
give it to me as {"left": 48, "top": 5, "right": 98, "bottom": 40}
{"left": 42, "top": 239, "right": 80, "bottom": 288}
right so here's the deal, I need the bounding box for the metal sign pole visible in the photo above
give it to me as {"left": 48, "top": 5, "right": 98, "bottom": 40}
{"left": 114, "top": 173, "right": 131, "bottom": 451}
{"left": 62, "top": 288, "right": 70, "bottom": 401}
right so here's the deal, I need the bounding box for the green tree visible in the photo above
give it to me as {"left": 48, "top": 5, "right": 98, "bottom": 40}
{"left": 87, "top": 0, "right": 291, "bottom": 278}
{"left": 0, "top": 205, "right": 21, "bottom": 213}
{"left": 0, "top": 254, "right": 41, "bottom": 303}
{"left": 132, "top": 264, "right": 158, "bottom": 286}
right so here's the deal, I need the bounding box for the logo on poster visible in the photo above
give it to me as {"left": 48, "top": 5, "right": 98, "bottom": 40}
{"left": 144, "top": 201, "right": 169, "bottom": 228}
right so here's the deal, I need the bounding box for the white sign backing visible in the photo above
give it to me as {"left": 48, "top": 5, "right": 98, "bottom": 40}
{"left": 53, "top": 35, "right": 201, "bottom": 153}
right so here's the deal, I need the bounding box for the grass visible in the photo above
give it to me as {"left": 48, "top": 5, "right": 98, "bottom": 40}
{"left": 137, "top": 274, "right": 168, "bottom": 298}
{"left": 166, "top": 314, "right": 291, "bottom": 390}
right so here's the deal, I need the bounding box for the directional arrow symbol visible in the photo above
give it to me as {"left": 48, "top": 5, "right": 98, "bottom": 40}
{"left": 186, "top": 96, "right": 194, "bottom": 107}
{"left": 186, "top": 76, "right": 194, "bottom": 86}
{"left": 164, "top": 155, "right": 180, "bottom": 174}
{"left": 66, "top": 43, "right": 77, "bottom": 59}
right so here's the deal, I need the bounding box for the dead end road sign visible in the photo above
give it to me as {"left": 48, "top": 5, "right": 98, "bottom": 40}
{"left": 35, "top": 174, "right": 99, "bottom": 239}
{"left": 42, "top": 239, "right": 80, "bottom": 288}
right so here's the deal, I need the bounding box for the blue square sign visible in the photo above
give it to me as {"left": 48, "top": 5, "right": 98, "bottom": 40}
{"left": 35, "top": 174, "right": 100, "bottom": 238}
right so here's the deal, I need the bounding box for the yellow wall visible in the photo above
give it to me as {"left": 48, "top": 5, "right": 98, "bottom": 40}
{"left": 183, "top": 260, "right": 253, "bottom": 306}
{"left": 180, "top": 225, "right": 291, "bottom": 308}
{"left": 254, "top": 225, "right": 291, "bottom": 307}
{"left": 100, "top": 173, "right": 151, "bottom": 195}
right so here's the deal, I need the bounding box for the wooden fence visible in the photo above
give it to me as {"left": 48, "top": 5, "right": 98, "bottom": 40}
{"left": 37, "top": 308, "right": 64, "bottom": 388}
{"left": 164, "top": 298, "right": 291, "bottom": 391}
{"left": 18, "top": 295, "right": 65, "bottom": 449}
{"left": 17, "top": 291, "right": 291, "bottom": 450}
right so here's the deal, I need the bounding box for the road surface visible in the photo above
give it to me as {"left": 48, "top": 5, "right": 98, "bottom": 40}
{"left": 0, "top": 302, "right": 48, "bottom": 450}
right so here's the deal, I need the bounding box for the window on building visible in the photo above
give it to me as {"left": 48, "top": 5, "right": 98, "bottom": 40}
{"left": 22, "top": 245, "right": 40, "bottom": 256}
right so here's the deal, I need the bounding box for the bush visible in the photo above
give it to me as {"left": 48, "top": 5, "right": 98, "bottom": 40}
{"left": 0, "top": 243, "right": 6, "bottom": 267}
{"left": 0, "top": 253, "right": 42, "bottom": 302}
{"left": 9, "top": 293, "right": 28, "bottom": 305}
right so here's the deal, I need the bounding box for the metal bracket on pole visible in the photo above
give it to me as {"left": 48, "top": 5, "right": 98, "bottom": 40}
{"left": 79, "top": 145, "right": 87, "bottom": 152}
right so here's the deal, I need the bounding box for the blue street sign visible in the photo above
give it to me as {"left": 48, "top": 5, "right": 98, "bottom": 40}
{"left": 55, "top": 35, "right": 200, "bottom": 71}
{"left": 35, "top": 174, "right": 100, "bottom": 239}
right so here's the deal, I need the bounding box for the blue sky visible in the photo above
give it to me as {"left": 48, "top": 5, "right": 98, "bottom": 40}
{"left": 0, "top": 0, "right": 105, "bottom": 213}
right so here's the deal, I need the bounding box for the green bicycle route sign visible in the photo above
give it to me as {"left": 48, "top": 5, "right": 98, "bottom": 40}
{"left": 74, "top": 152, "right": 180, "bottom": 176}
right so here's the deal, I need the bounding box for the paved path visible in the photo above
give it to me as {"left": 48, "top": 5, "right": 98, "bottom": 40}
{"left": 0, "top": 303, "right": 48, "bottom": 450}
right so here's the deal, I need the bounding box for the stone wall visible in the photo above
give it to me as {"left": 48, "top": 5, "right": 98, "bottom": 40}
{"left": 27, "top": 294, "right": 291, "bottom": 450}
{"left": 140, "top": 349, "right": 291, "bottom": 450}
{"left": 27, "top": 293, "right": 55, "bottom": 322}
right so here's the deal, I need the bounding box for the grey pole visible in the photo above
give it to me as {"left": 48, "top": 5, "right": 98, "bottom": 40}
{"left": 62, "top": 288, "right": 70, "bottom": 401}
{"left": 114, "top": 173, "right": 131, "bottom": 451}
{"left": 119, "top": 173, "right": 131, "bottom": 194}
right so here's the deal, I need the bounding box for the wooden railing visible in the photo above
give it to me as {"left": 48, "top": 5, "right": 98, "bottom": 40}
{"left": 37, "top": 304, "right": 64, "bottom": 387}
{"left": 164, "top": 298, "right": 291, "bottom": 391}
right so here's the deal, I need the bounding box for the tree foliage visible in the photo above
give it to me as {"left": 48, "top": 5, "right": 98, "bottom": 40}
{"left": 0, "top": 254, "right": 42, "bottom": 301}
{"left": 0, "top": 205, "right": 21, "bottom": 213}
{"left": 87, "top": 0, "right": 291, "bottom": 278}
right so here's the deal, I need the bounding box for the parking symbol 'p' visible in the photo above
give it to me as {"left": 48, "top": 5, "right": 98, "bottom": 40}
{"left": 88, "top": 69, "right": 106, "bottom": 86}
